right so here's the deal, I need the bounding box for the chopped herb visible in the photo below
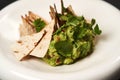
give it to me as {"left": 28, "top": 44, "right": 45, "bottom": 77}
{"left": 33, "top": 18, "right": 46, "bottom": 32}
{"left": 55, "top": 40, "right": 73, "bottom": 57}
{"left": 94, "top": 24, "right": 102, "bottom": 35}
{"left": 91, "top": 18, "right": 96, "bottom": 26}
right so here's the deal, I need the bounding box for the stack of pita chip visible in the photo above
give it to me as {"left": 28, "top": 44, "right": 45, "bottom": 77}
{"left": 11, "top": 0, "right": 76, "bottom": 61}
{"left": 11, "top": 11, "right": 55, "bottom": 61}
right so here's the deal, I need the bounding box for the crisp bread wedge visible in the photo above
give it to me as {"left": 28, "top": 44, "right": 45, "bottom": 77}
{"left": 11, "top": 30, "right": 46, "bottom": 61}
{"left": 19, "top": 11, "right": 48, "bottom": 36}
{"left": 19, "top": 16, "right": 36, "bottom": 36}
{"left": 30, "top": 20, "right": 55, "bottom": 57}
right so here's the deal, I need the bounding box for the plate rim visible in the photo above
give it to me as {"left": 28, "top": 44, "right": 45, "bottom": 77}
{"left": 0, "top": 0, "right": 120, "bottom": 80}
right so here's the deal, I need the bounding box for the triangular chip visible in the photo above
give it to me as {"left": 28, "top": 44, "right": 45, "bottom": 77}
{"left": 19, "top": 11, "right": 48, "bottom": 37}
{"left": 11, "top": 30, "right": 45, "bottom": 60}
{"left": 19, "top": 16, "right": 36, "bottom": 36}
{"left": 30, "top": 20, "right": 55, "bottom": 57}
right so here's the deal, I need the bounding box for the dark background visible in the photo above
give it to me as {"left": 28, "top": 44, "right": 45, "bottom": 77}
{"left": 0, "top": 0, "right": 120, "bottom": 80}
{"left": 0, "top": 0, "right": 120, "bottom": 10}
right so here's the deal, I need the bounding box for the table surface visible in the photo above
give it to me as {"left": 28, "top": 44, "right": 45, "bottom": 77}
{"left": 0, "top": 0, "right": 120, "bottom": 80}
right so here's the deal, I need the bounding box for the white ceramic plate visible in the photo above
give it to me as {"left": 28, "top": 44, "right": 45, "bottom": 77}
{"left": 0, "top": 0, "right": 120, "bottom": 80}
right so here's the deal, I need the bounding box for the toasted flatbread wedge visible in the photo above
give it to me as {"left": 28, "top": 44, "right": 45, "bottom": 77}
{"left": 19, "top": 17, "right": 36, "bottom": 36}
{"left": 11, "top": 30, "right": 46, "bottom": 61}
{"left": 19, "top": 16, "right": 36, "bottom": 36}
{"left": 67, "top": 5, "right": 77, "bottom": 16}
{"left": 19, "top": 11, "right": 48, "bottom": 36}
{"left": 30, "top": 20, "right": 55, "bottom": 57}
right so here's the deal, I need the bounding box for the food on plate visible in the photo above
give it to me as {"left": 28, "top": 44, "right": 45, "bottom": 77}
{"left": 11, "top": 30, "right": 46, "bottom": 60}
{"left": 11, "top": 0, "right": 102, "bottom": 66}
{"left": 19, "top": 11, "right": 48, "bottom": 36}
{"left": 30, "top": 20, "right": 55, "bottom": 57}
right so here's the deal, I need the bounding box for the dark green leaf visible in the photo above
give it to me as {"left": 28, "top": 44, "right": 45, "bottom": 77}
{"left": 94, "top": 24, "right": 102, "bottom": 35}
{"left": 67, "top": 16, "right": 80, "bottom": 26}
{"left": 33, "top": 18, "right": 46, "bottom": 32}
{"left": 73, "top": 26, "right": 87, "bottom": 40}
{"left": 91, "top": 18, "right": 96, "bottom": 26}
{"left": 55, "top": 40, "right": 73, "bottom": 57}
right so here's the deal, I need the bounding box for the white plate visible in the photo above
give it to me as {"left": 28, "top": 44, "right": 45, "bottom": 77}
{"left": 0, "top": 0, "right": 120, "bottom": 80}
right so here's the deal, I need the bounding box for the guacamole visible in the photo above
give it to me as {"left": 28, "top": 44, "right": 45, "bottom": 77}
{"left": 43, "top": 0, "right": 102, "bottom": 66}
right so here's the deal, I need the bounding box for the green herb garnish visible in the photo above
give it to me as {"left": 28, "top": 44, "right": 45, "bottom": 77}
{"left": 33, "top": 18, "right": 46, "bottom": 32}
{"left": 94, "top": 24, "right": 102, "bottom": 35}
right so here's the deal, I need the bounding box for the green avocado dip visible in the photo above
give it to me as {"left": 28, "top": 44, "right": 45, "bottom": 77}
{"left": 42, "top": 0, "right": 102, "bottom": 66}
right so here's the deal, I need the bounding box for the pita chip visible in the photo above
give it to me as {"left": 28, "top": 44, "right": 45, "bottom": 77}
{"left": 11, "top": 30, "right": 46, "bottom": 60}
{"left": 30, "top": 20, "right": 55, "bottom": 57}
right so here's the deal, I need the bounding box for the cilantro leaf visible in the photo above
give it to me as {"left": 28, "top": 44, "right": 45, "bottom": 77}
{"left": 91, "top": 18, "right": 96, "bottom": 26}
{"left": 33, "top": 18, "right": 46, "bottom": 32}
{"left": 94, "top": 24, "right": 102, "bottom": 35}
{"left": 55, "top": 40, "right": 73, "bottom": 57}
